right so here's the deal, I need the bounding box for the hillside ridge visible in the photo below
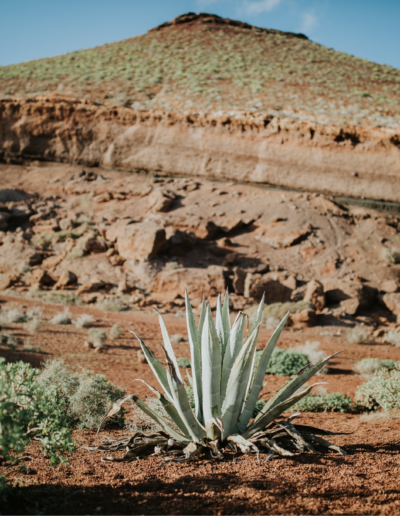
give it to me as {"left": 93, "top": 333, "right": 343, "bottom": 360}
{"left": 1, "top": 12, "right": 400, "bottom": 129}
{"left": 150, "top": 12, "right": 308, "bottom": 40}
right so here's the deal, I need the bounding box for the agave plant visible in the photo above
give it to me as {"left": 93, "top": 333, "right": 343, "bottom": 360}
{"left": 91, "top": 292, "right": 346, "bottom": 463}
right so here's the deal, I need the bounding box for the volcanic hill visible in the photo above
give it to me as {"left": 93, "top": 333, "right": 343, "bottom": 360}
{"left": 1, "top": 12, "right": 400, "bottom": 128}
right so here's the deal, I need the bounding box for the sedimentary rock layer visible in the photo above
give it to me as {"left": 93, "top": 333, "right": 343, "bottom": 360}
{"left": 1, "top": 96, "right": 399, "bottom": 201}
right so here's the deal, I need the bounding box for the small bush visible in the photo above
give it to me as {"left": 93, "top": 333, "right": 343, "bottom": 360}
{"left": 347, "top": 326, "right": 367, "bottom": 344}
{"left": 96, "top": 299, "right": 128, "bottom": 312}
{"left": 88, "top": 328, "right": 107, "bottom": 347}
{"left": 109, "top": 324, "right": 123, "bottom": 339}
{"left": 356, "top": 364, "right": 400, "bottom": 411}
{"left": 0, "top": 358, "right": 74, "bottom": 465}
{"left": 39, "top": 359, "right": 125, "bottom": 429}
{"left": 0, "top": 332, "right": 19, "bottom": 350}
{"left": 25, "top": 317, "right": 42, "bottom": 333}
{"left": 128, "top": 395, "right": 167, "bottom": 433}
{"left": 177, "top": 357, "right": 191, "bottom": 368}
{"left": 292, "top": 341, "right": 328, "bottom": 373}
{"left": 353, "top": 358, "right": 396, "bottom": 377}
{"left": 74, "top": 314, "right": 95, "bottom": 328}
{"left": 265, "top": 348, "right": 309, "bottom": 376}
{"left": 4, "top": 309, "right": 26, "bottom": 324}
{"left": 26, "top": 307, "right": 43, "bottom": 319}
{"left": 292, "top": 392, "right": 353, "bottom": 412}
{"left": 51, "top": 309, "right": 72, "bottom": 325}
{"left": 384, "top": 329, "right": 400, "bottom": 347}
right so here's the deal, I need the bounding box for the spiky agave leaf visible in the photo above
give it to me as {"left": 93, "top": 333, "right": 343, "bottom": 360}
{"left": 185, "top": 292, "right": 203, "bottom": 422}
{"left": 91, "top": 292, "right": 346, "bottom": 464}
{"left": 201, "top": 305, "right": 221, "bottom": 426}
{"left": 221, "top": 324, "right": 260, "bottom": 436}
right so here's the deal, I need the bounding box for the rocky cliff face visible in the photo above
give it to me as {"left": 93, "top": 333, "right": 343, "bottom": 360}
{"left": 1, "top": 96, "right": 400, "bottom": 201}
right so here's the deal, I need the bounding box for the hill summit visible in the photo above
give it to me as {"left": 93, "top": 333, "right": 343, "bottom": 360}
{"left": 0, "top": 12, "right": 399, "bottom": 128}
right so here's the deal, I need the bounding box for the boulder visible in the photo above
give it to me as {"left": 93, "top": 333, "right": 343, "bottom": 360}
{"left": 255, "top": 224, "right": 311, "bottom": 248}
{"left": 117, "top": 221, "right": 166, "bottom": 262}
{"left": 171, "top": 216, "right": 218, "bottom": 240}
{"left": 324, "top": 279, "right": 377, "bottom": 315}
{"left": 41, "top": 254, "right": 65, "bottom": 270}
{"left": 82, "top": 237, "right": 108, "bottom": 254}
{"left": 146, "top": 189, "right": 176, "bottom": 213}
{"left": 244, "top": 273, "right": 292, "bottom": 303}
{"left": 123, "top": 260, "right": 163, "bottom": 291}
{"left": 165, "top": 227, "right": 195, "bottom": 256}
{"left": 53, "top": 254, "right": 122, "bottom": 285}
{"left": 53, "top": 270, "right": 77, "bottom": 290}
{"left": 105, "top": 219, "right": 134, "bottom": 243}
{"left": 380, "top": 293, "right": 400, "bottom": 315}
{"left": 28, "top": 268, "right": 53, "bottom": 287}
{"left": 0, "top": 273, "right": 20, "bottom": 290}
{"left": 0, "top": 243, "right": 42, "bottom": 273}
{"left": 77, "top": 278, "right": 104, "bottom": 295}
{"left": 59, "top": 218, "right": 75, "bottom": 231}
{"left": 381, "top": 280, "right": 399, "bottom": 294}
{"left": 151, "top": 265, "right": 227, "bottom": 301}
{"left": 289, "top": 309, "right": 317, "bottom": 327}
{"left": 304, "top": 279, "right": 325, "bottom": 311}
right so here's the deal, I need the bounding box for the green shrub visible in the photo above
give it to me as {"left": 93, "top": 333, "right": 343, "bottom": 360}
{"left": 265, "top": 348, "right": 310, "bottom": 376}
{"left": 74, "top": 314, "right": 95, "bottom": 328}
{"left": 38, "top": 359, "right": 125, "bottom": 429}
{"left": 109, "top": 324, "right": 123, "bottom": 340}
{"left": 0, "top": 358, "right": 74, "bottom": 465}
{"left": 50, "top": 309, "right": 72, "bottom": 325}
{"left": 177, "top": 357, "right": 191, "bottom": 368}
{"left": 88, "top": 328, "right": 107, "bottom": 348}
{"left": 347, "top": 326, "right": 367, "bottom": 344}
{"left": 292, "top": 392, "right": 353, "bottom": 412}
{"left": 354, "top": 358, "right": 396, "bottom": 376}
{"left": 356, "top": 365, "right": 400, "bottom": 411}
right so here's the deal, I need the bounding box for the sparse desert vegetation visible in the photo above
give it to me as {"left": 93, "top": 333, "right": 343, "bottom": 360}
{"left": 1, "top": 13, "right": 399, "bottom": 128}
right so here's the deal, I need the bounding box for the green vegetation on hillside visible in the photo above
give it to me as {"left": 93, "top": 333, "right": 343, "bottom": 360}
{"left": 1, "top": 14, "right": 399, "bottom": 127}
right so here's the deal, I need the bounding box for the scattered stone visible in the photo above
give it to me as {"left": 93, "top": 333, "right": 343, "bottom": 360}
{"left": 146, "top": 188, "right": 176, "bottom": 212}
{"left": 117, "top": 221, "right": 166, "bottom": 262}
{"left": 304, "top": 279, "right": 325, "bottom": 311}
{"left": 171, "top": 334, "right": 183, "bottom": 344}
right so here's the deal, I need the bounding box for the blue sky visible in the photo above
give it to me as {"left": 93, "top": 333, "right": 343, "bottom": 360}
{"left": 1, "top": 0, "right": 400, "bottom": 69}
